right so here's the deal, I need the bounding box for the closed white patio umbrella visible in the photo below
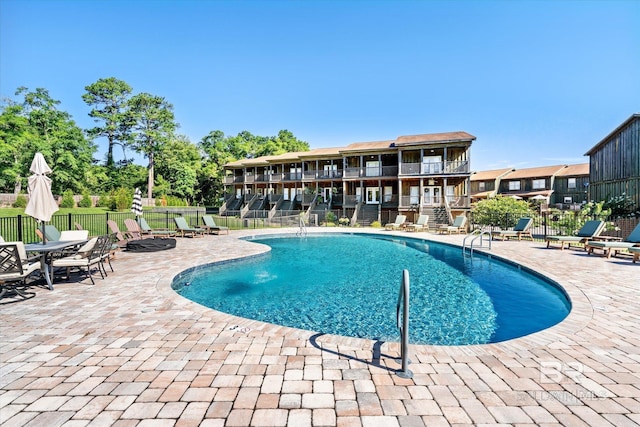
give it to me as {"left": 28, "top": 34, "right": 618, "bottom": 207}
{"left": 24, "top": 152, "right": 59, "bottom": 243}
{"left": 131, "top": 187, "right": 143, "bottom": 223}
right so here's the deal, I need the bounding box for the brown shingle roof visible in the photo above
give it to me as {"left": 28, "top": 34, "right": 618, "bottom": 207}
{"left": 554, "top": 163, "right": 589, "bottom": 177}
{"left": 470, "top": 168, "right": 514, "bottom": 181}
{"left": 339, "top": 140, "right": 395, "bottom": 153}
{"left": 298, "top": 147, "right": 342, "bottom": 158}
{"left": 395, "top": 131, "right": 476, "bottom": 146}
{"left": 502, "top": 165, "right": 566, "bottom": 179}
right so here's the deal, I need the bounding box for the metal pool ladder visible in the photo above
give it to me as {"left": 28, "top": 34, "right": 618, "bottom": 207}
{"left": 396, "top": 269, "right": 413, "bottom": 379}
{"left": 462, "top": 228, "right": 492, "bottom": 255}
{"left": 296, "top": 215, "right": 307, "bottom": 237}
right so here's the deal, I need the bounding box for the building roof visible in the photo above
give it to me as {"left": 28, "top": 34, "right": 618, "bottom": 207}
{"left": 339, "top": 140, "right": 395, "bottom": 153}
{"left": 554, "top": 163, "right": 589, "bottom": 177}
{"left": 501, "top": 165, "right": 566, "bottom": 180}
{"left": 394, "top": 131, "right": 476, "bottom": 146}
{"left": 297, "top": 147, "right": 343, "bottom": 158}
{"left": 470, "top": 168, "right": 514, "bottom": 181}
{"left": 585, "top": 113, "right": 640, "bottom": 155}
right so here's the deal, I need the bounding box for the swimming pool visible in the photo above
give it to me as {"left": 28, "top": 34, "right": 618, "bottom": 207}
{"left": 173, "top": 233, "right": 571, "bottom": 345}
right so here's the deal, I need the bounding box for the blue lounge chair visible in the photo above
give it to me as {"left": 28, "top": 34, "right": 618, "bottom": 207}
{"left": 202, "top": 215, "right": 230, "bottom": 235}
{"left": 586, "top": 222, "right": 640, "bottom": 258}
{"left": 491, "top": 217, "right": 533, "bottom": 241}
{"left": 545, "top": 220, "right": 605, "bottom": 250}
{"left": 174, "top": 217, "right": 205, "bottom": 238}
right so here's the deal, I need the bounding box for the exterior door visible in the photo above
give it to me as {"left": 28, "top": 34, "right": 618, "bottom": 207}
{"left": 366, "top": 187, "right": 380, "bottom": 204}
{"left": 283, "top": 188, "right": 290, "bottom": 201}
{"left": 355, "top": 187, "right": 362, "bottom": 202}
{"left": 424, "top": 186, "right": 441, "bottom": 206}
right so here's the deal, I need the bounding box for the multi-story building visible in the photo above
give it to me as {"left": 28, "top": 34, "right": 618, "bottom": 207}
{"left": 552, "top": 163, "right": 590, "bottom": 208}
{"left": 222, "top": 131, "right": 476, "bottom": 226}
{"left": 470, "top": 168, "right": 514, "bottom": 200}
{"left": 585, "top": 113, "right": 640, "bottom": 209}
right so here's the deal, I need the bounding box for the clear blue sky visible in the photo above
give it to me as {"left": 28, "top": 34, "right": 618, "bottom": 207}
{"left": 2, "top": 0, "right": 638, "bottom": 171}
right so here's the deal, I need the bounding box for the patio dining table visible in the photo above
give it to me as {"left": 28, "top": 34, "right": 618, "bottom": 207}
{"left": 24, "top": 240, "right": 87, "bottom": 290}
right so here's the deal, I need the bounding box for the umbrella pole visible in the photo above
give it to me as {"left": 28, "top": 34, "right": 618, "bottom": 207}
{"left": 41, "top": 222, "right": 46, "bottom": 244}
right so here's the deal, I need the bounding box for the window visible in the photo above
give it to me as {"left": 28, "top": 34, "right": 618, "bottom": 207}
{"left": 508, "top": 181, "right": 521, "bottom": 191}
{"left": 567, "top": 178, "right": 576, "bottom": 189}
{"left": 532, "top": 179, "right": 545, "bottom": 189}
{"left": 478, "top": 182, "right": 486, "bottom": 191}
{"left": 564, "top": 196, "right": 573, "bottom": 204}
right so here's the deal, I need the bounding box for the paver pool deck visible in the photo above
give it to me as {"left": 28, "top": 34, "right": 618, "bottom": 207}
{"left": 1, "top": 228, "right": 639, "bottom": 427}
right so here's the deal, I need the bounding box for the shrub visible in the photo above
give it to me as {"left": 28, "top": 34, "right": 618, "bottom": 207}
{"left": 12, "top": 194, "right": 27, "bottom": 208}
{"left": 60, "top": 190, "right": 76, "bottom": 208}
{"left": 370, "top": 220, "right": 381, "bottom": 228}
{"left": 96, "top": 193, "right": 112, "bottom": 208}
{"left": 113, "top": 187, "right": 132, "bottom": 211}
{"left": 472, "top": 196, "right": 533, "bottom": 229}
{"left": 338, "top": 217, "right": 350, "bottom": 226}
{"left": 325, "top": 212, "right": 337, "bottom": 223}
{"left": 78, "top": 190, "right": 93, "bottom": 208}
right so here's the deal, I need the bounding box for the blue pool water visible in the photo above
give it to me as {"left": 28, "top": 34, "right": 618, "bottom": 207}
{"left": 173, "top": 234, "right": 570, "bottom": 345}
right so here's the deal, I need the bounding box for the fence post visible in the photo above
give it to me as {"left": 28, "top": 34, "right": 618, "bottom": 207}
{"left": 106, "top": 212, "right": 109, "bottom": 234}
{"left": 68, "top": 213, "right": 73, "bottom": 231}
{"left": 17, "top": 215, "right": 23, "bottom": 242}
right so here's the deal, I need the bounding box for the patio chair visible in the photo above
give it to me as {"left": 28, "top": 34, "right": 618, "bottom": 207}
{"left": 628, "top": 247, "right": 640, "bottom": 263}
{"left": 545, "top": 220, "right": 605, "bottom": 250}
{"left": 173, "top": 217, "right": 206, "bottom": 238}
{"left": 385, "top": 214, "right": 407, "bottom": 231}
{"left": 405, "top": 214, "right": 429, "bottom": 232}
{"left": 586, "top": 222, "right": 640, "bottom": 258}
{"left": 138, "top": 217, "right": 176, "bottom": 237}
{"left": 491, "top": 217, "right": 533, "bottom": 241}
{"left": 51, "top": 236, "right": 104, "bottom": 285}
{"left": 202, "top": 215, "right": 230, "bottom": 235}
{"left": 0, "top": 242, "right": 39, "bottom": 300}
{"left": 437, "top": 215, "right": 467, "bottom": 234}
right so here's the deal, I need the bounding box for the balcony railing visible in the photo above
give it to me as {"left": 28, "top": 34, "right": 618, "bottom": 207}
{"left": 224, "top": 176, "right": 243, "bottom": 184}
{"left": 400, "top": 160, "right": 470, "bottom": 175}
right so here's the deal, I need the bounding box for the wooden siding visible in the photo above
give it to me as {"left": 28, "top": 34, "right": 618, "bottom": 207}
{"left": 588, "top": 117, "right": 640, "bottom": 208}
{"left": 552, "top": 176, "right": 589, "bottom": 205}
{"left": 499, "top": 178, "right": 550, "bottom": 193}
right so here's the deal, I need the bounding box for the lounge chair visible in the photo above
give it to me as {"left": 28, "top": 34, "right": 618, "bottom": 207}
{"left": 405, "top": 214, "right": 429, "bottom": 232}
{"left": 107, "top": 220, "right": 134, "bottom": 248}
{"left": 491, "top": 217, "right": 533, "bottom": 241}
{"left": 628, "top": 247, "right": 640, "bottom": 263}
{"left": 138, "top": 217, "right": 176, "bottom": 237}
{"left": 174, "top": 217, "right": 206, "bottom": 238}
{"left": 437, "top": 215, "right": 467, "bottom": 234}
{"left": 202, "top": 215, "right": 230, "bottom": 235}
{"left": 385, "top": 214, "right": 407, "bottom": 231}
{"left": 0, "top": 242, "right": 39, "bottom": 299}
{"left": 586, "top": 222, "right": 640, "bottom": 258}
{"left": 545, "top": 220, "right": 605, "bottom": 250}
{"left": 35, "top": 224, "right": 61, "bottom": 242}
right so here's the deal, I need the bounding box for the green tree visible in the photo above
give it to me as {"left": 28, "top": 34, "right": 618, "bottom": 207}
{"left": 155, "top": 134, "right": 201, "bottom": 203}
{"left": 82, "top": 77, "right": 133, "bottom": 168}
{"left": 128, "top": 93, "right": 177, "bottom": 199}
{"left": 0, "top": 102, "right": 36, "bottom": 193}
{"left": 0, "top": 87, "right": 95, "bottom": 194}
{"left": 471, "top": 196, "right": 533, "bottom": 229}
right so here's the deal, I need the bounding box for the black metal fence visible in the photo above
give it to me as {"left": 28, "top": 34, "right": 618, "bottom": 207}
{"left": 469, "top": 211, "right": 639, "bottom": 241}
{"left": 1, "top": 209, "right": 638, "bottom": 243}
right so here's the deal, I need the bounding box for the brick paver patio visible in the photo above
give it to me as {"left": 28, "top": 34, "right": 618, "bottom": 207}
{"left": 1, "top": 228, "right": 638, "bottom": 426}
